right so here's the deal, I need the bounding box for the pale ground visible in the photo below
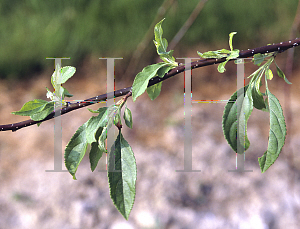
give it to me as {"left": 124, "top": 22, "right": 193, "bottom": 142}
{"left": 0, "top": 54, "right": 300, "bottom": 229}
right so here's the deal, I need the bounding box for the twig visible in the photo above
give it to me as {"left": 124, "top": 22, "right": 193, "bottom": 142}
{"left": 124, "top": 0, "right": 174, "bottom": 78}
{"left": 1, "top": 37, "right": 300, "bottom": 132}
{"left": 169, "top": 0, "right": 208, "bottom": 50}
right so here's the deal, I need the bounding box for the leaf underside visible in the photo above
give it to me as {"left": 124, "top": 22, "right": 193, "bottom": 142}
{"left": 258, "top": 89, "right": 286, "bottom": 173}
{"left": 222, "top": 85, "right": 253, "bottom": 153}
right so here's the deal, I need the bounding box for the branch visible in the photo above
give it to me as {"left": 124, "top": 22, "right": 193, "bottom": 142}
{"left": 1, "top": 37, "right": 300, "bottom": 132}
{"left": 169, "top": 0, "right": 208, "bottom": 50}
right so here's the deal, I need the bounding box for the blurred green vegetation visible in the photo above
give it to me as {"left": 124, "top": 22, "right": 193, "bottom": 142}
{"left": 0, "top": 0, "right": 298, "bottom": 79}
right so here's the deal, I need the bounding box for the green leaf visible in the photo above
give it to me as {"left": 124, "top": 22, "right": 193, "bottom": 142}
{"left": 228, "top": 49, "right": 239, "bottom": 59}
{"left": 49, "top": 66, "right": 74, "bottom": 103}
{"left": 114, "top": 112, "right": 122, "bottom": 126}
{"left": 132, "top": 62, "right": 168, "bottom": 101}
{"left": 86, "top": 114, "right": 105, "bottom": 144}
{"left": 87, "top": 108, "right": 100, "bottom": 113}
{"left": 197, "top": 50, "right": 228, "bottom": 59}
{"left": 100, "top": 105, "right": 118, "bottom": 127}
{"left": 94, "top": 105, "right": 117, "bottom": 153}
{"left": 30, "top": 101, "right": 55, "bottom": 121}
{"left": 123, "top": 107, "right": 133, "bottom": 129}
{"left": 154, "top": 19, "right": 167, "bottom": 52}
{"left": 92, "top": 105, "right": 117, "bottom": 133}
{"left": 108, "top": 131, "right": 137, "bottom": 220}
{"left": 89, "top": 142, "right": 103, "bottom": 172}
{"left": 64, "top": 123, "right": 88, "bottom": 180}
{"left": 12, "top": 99, "right": 50, "bottom": 117}
{"left": 86, "top": 108, "right": 108, "bottom": 145}
{"left": 252, "top": 53, "right": 266, "bottom": 66}
{"left": 51, "top": 64, "right": 61, "bottom": 88}
{"left": 197, "top": 32, "right": 238, "bottom": 71}
{"left": 156, "top": 64, "right": 174, "bottom": 78}
{"left": 61, "top": 66, "right": 76, "bottom": 84}
{"left": 61, "top": 86, "right": 73, "bottom": 98}
{"left": 89, "top": 127, "right": 105, "bottom": 172}
{"left": 218, "top": 49, "right": 232, "bottom": 54}
{"left": 218, "top": 60, "right": 228, "bottom": 73}
{"left": 275, "top": 62, "right": 292, "bottom": 84}
{"left": 229, "top": 32, "right": 237, "bottom": 51}
{"left": 252, "top": 80, "right": 266, "bottom": 110}
{"left": 153, "top": 19, "right": 177, "bottom": 65}
{"left": 222, "top": 85, "right": 253, "bottom": 153}
{"left": 265, "top": 68, "right": 273, "bottom": 80}
{"left": 87, "top": 107, "right": 107, "bottom": 114}
{"left": 145, "top": 64, "right": 175, "bottom": 101}
{"left": 197, "top": 32, "right": 240, "bottom": 61}
{"left": 215, "top": 50, "right": 239, "bottom": 73}
{"left": 98, "top": 127, "right": 108, "bottom": 152}
{"left": 51, "top": 66, "right": 76, "bottom": 86}
{"left": 258, "top": 89, "right": 286, "bottom": 173}
{"left": 147, "top": 81, "right": 162, "bottom": 101}
{"left": 64, "top": 104, "right": 117, "bottom": 178}
{"left": 46, "top": 87, "right": 54, "bottom": 100}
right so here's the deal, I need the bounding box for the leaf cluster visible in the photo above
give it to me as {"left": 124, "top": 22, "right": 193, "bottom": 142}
{"left": 11, "top": 65, "right": 75, "bottom": 123}
{"left": 10, "top": 19, "right": 293, "bottom": 219}
{"left": 222, "top": 53, "right": 291, "bottom": 172}
{"left": 65, "top": 101, "right": 135, "bottom": 219}
{"left": 197, "top": 32, "right": 239, "bottom": 73}
{"left": 132, "top": 18, "right": 178, "bottom": 102}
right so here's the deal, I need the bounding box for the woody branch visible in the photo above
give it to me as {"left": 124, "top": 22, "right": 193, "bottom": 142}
{"left": 1, "top": 37, "right": 299, "bottom": 132}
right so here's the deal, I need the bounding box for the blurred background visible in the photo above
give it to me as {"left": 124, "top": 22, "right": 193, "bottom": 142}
{"left": 1, "top": 0, "right": 300, "bottom": 228}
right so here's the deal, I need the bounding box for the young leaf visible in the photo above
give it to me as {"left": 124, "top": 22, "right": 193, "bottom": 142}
{"left": 123, "top": 107, "right": 133, "bottom": 129}
{"left": 98, "top": 127, "right": 108, "bottom": 152}
{"left": 87, "top": 106, "right": 114, "bottom": 152}
{"left": 228, "top": 49, "right": 240, "bottom": 59}
{"left": 222, "top": 85, "right": 253, "bottom": 153}
{"left": 156, "top": 64, "right": 174, "bottom": 78}
{"left": 258, "top": 89, "right": 286, "bottom": 173}
{"left": 87, "top": 108, "right": 100, "bottom": 113}
{"left": 46, "top": 87, "right": 54, "bottom": 100}
{"left": 89, "top": 127, "right": 105, "bottom": 172}
{"left": 197, "top": 50, "right": 228, "bottom": 59}
{"left": 92, "top": 105, "right": 118, "bottom": 153}
{"left": 218, "top": 60, "right": 228, "bottom": 73}
{"left": 132, "top": 62, "right": 168, "bottom": 101}
{"left": 275, "top": 62, "right": 292, "bottom": 84}
{"left": 114, "top": 112, "right": 122, "bottom": 126}
{"left": 198, "top": 32, "right": 239, "bottom": 73}
{"left": 12, "top": 99, "right": 50, "bottom": 117}
{"left": 89, "top": 142, "right": 103, "bottom": 172}
{"left": 61, "top": 86, "right": 73, "bottom": 98}
{"left": 108, "top": 131, "right": 137, "bottom": 220}
{"left": 153, "top": 19, "right": 177, "bottom": 65}
{"left": 86, "top": 112, "right": 106, "bottom": 144}
{"left": 251, "top": 81, "right": 266, "bottom": 110}
{"left": 87, "top": 106, "right": 107, "bottom": 114}
{"left": 252, "top": 53, "right": 266, "bottom": 66}
{"left": 265, "top": 68, "right": 273, "bottom": 80}
{"left": 65, "top": 107, "right": 108, "bottom": 179}
{"left": 30, "top": 101, "right": 55, "bottom": 121}
{"left": 147, "top": 81, "right": 162, "bottom": 101}
{"left": 146, "top": 64, "right": 175, "bottom": 100}
{"left": 64, "top": 123, "right": 88, "bottom": 180}
{"left": 61, "top": 66, "right": 76, "bottom": 84}
{"left": 229, "top": 32, "right": 237, "bottom": 51}
{"left": 51, "top": 64, "right": 61, "bottom": 89}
